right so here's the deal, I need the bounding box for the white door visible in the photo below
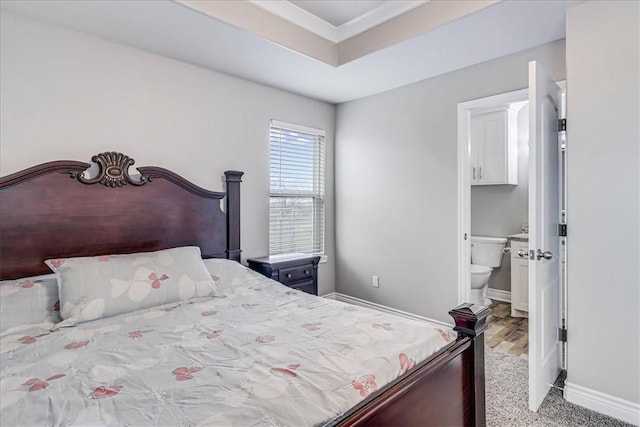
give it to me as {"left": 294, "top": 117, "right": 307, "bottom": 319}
{"left": 528, "top": 60, "right": 562, "bottom": 412}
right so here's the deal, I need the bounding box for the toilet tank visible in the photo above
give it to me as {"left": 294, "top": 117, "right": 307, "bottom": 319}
{"left": 471, "top": 236, "right": 508, "bottom": 267}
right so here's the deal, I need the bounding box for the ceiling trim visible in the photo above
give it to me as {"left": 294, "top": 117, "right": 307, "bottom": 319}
{"left": 178, "top": 0, "right": 500, "bottom": 67}
{"left": 335, "top": 1, "right": 427, "bottom": 42}
{"left": 337, "top": 0, "right": 500, "bottom": 65}
{"left": 176, "top": 0, "right": 337, "bottom": 65}
{"left": 250, "top": 0, "right": 336, "bottom": 42}
{"left": 251, "top": 0, "right": 428, "bottom": 43}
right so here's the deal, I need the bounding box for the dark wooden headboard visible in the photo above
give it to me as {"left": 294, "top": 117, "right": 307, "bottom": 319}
{"left": 0, "top": 152, "right": 243, "bottom": 280}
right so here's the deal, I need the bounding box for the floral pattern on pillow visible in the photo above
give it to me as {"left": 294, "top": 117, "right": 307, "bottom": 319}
{"left": 46, "top": 246, "right": 218, "bottom": 327}
{"left": 0, "top": 274, "right": 60, "bottom": 334}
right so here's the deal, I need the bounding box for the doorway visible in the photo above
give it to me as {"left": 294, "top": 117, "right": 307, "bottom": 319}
{"left": 457, "top": 87, "right": 530, "bottom": 304}
{"left": 457, "top": 70, "right": 566, "bottom": 412}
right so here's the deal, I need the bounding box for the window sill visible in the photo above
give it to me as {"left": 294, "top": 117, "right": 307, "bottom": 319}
{"left": 266, "top": 253, "right": 328, "bottom": 264}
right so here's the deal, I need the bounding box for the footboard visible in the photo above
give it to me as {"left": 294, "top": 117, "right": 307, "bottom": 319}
{"left": 331, "top": 303, "right": 490, "bottom": 427}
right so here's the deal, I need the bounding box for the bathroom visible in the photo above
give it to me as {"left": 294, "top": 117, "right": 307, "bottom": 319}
{"left": 469, "top": 99, "right": 530, "bottom": 318}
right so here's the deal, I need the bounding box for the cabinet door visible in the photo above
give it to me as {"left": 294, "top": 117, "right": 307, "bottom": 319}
{"left": 471, "top": 110, "right": 508, "bottom": 184}
{"left": 469, "top": 116, "right": 481, "bottom": 184}
{"left": 510, "top": 242, "right": 529, "bottom": 312}
{"left": 513, "top": 260, "right": 529, "bottom": 311}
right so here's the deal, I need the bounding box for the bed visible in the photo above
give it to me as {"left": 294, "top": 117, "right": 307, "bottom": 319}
{"left": 0, "top": 152, "right": 490, "bottom": 426}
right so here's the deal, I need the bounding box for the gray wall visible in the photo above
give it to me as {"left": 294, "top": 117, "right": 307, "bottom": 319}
{"left": 335, "top": 40, "right": 565, "bottom": 324}
{"left": 566, "top": 0, "right": 639, "bottom": 407}
{"left": 0, "top": 11, "right": 337, "bottom": 295}
{"left": 471, "top": 104, "right": 529, "bottom": 293}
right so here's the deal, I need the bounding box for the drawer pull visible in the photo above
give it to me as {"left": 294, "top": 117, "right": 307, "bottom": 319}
{"left": 286, "top": 273, "right": 292, "bottom": 279}
{"left": 304, "top": 270, "right": 310, "bottom": 275}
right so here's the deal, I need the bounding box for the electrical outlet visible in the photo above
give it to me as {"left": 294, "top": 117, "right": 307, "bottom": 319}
{"left": 371, "top": 275, "right": 379, "bottom": 288}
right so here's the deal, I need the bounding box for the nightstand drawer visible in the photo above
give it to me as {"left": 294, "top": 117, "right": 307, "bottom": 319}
{"left": 280, "top": 264, "right": 314, "bottom": 285}
{"left": 290, "top": 280, "right": 314, "bottom": 295}
{"left": 247, "top": 254, "right": 320, "bottom": 296}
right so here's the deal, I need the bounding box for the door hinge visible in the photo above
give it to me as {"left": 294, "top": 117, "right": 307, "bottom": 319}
{"left": 558, "top": 118, "right": 567, "bottom": 132}
{"left": 559, "top": 328, "right": 568, "bottom": 342}
{"left": 558, "top": 224, "right": 567, "bottom": 237}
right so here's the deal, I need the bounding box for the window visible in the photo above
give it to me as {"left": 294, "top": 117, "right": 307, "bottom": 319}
{"left": 269, "top": 120, "right": 325, "bottom": 256}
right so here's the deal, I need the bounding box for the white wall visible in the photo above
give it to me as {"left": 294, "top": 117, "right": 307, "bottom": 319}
{"left": 471, "top": 104, "right": 530, "bottom": 293}
{"left": 0, "top": 11, "right": 336, "bottom": 295}
{"left": 565, "top": 0, "right": 640, "bottom": 415}
{"left": 335, "top": 40, "right": 565, "bottom": 324}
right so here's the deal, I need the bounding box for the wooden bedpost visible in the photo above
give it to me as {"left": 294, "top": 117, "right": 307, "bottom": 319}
{"left": 224, "top": 171, "right": 243, "bottom": 262}
{"left": 449, "top": 303, "right": 491, "bottom": 427}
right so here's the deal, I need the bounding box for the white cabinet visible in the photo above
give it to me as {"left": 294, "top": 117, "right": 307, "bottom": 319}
{"left": 510, "top": 240, "right": 529, "bottom": 317}
{"left": 470, "top": 106, "right": 518, "bottom": 185}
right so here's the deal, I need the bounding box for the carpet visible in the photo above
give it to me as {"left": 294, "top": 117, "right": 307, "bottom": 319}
{"left": 485, "top": 348, "right": 633, "bottom": 427}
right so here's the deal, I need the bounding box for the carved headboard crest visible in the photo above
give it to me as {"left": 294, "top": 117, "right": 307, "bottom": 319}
{"left": 71, "top": 152, "right": 146, "bottom": 187}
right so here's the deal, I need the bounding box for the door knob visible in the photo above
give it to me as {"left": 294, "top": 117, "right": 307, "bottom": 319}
{"left": 536, "top": 249, "right": 553, "bottom": 260}
{"left": 517, "top": 250, "right": 528, "bottom": 258}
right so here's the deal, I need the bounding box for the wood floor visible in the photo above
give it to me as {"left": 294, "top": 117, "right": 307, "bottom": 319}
{"left": 485, "top": 300, "right": 529, "bottom": 359}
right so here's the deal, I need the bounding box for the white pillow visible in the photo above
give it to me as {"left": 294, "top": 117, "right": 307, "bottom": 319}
{"left": 46, "top": 246, "right": 218, "bottom": 327}
{"left": 0, "top": 274, "right": 60, "bottom": 334}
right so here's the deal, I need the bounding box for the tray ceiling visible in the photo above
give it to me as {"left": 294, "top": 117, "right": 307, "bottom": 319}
{"left": 0, "top": 0, "right": 583, "bottom": 103}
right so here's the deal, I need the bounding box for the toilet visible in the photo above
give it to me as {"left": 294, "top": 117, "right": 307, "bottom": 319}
{"left": 470, "top": 235, "right": 508, "bottom": 306}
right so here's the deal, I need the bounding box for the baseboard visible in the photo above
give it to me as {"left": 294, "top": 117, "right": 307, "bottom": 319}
{"left": 487, "top": 288, "right": 511, "bottom": 302}
{"left": 564, "top": 382, "right": 640, "bottom": 426}
{"left": 320, "top": 292, "right": 337, "bottom": 300}
{"left": 323, "top": 292, "right": 452, "bottom": 329}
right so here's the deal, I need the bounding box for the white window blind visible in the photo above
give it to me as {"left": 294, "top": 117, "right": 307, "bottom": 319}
{"left": 269, "top": 120, "right": 325, "bottom": 256}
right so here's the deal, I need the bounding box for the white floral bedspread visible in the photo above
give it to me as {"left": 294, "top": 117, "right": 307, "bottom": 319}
{"left": 1, "top": 266, "right": 453, "bottom": 427}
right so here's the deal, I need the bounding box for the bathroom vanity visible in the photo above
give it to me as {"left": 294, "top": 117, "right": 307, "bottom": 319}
{"left": 509, "top": 234, "right": 529, "bottom": 318}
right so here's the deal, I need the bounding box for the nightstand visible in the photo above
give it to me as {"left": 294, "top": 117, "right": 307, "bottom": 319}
{"left": 247, "top": 254, "right": 320, "bottom": 295}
